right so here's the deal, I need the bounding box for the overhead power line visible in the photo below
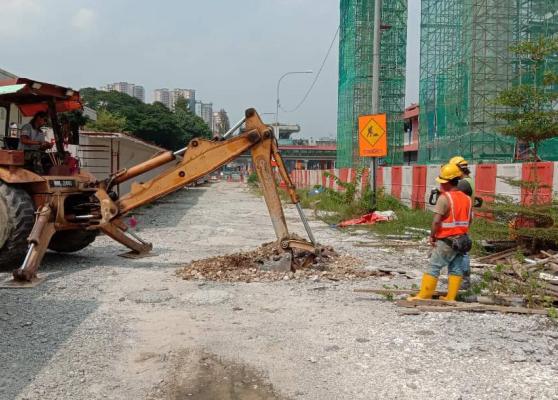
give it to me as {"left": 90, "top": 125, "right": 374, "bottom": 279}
{"left": 280, "top": 26, "right": 340, "bottom": 113}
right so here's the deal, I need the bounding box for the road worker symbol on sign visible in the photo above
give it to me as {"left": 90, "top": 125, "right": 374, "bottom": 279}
{"left": 358, "top": 113, "right": 387, "bottom": 157}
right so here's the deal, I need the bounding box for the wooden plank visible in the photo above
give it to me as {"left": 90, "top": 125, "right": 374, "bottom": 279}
{"left": 475, "top": 248, "right": 517, "bottom": 263}
{"left": 396, "top": 300, "right": 548, "bottom": 315}
{"left": 354, "top": 242, "right": 418, "bottom": 248}
{"left": 470, "top": 262, "right": 495, "bottom": 268}
{"left": 354, "top": 288, "right": 451, "bottom": 296}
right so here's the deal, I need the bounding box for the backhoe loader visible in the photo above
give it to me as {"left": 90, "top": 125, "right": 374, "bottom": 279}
{"left": 0, "top": 78, "right": 318, "bottom": 283}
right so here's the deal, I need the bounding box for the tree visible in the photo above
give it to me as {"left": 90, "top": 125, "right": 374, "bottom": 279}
{"left": 494, "top": 36, "right": 558, "bottom": 160}
{"left": 63, "top": 110, "right": 89, "bottom": 144}
{"left": 79, "top": 88, "right": 205, "bottom": 150}
{"left": 174, "top": 97, "right": 212, "bottom": 143}
{"left": 85, "top": 109, "right": 127, "bottom": 132}
{"left": 486, "top": 36, "right": 558, "bottom": 250}
{"left": 133, "top": 102, "right": 185, "bottom": 150}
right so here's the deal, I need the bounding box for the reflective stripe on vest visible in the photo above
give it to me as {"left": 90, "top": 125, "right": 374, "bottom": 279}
{"left": 437, "top": 191, "right": 472, "bottom": 238}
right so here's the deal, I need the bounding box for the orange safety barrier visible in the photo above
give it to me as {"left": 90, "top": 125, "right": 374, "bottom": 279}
{"left": 411, "top": 165, "right": 427, "bottom": 209}
{"left": 350, "top": 168, "right": 357, "bottom": 184}
{"left": 362, "top": 168, "right": 370, "bottom": 192}
{"left": 339, "top": 168, "right": 349, "bottom": 190}
{"left": 521, "top": 162, "right": 554, "bottom": 205}
{"left": 391, "top": 166, "right": 402, "bottom": 199}
{"left": 475, "top": 164, "right": 497, "bottom": 218}
{"left": 376, "top": 167, "right": 383, "bottom": 189}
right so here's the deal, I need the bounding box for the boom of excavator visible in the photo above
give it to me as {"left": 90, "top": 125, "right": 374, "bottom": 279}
{"left": 12, "top": 108, "right": 318, "bottom": 282}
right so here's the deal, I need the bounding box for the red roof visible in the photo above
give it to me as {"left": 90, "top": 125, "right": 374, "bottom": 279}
{"left": 0, "top": 77, "right": 82, "bottom": 116}
{"left": 403, "top": 103, "right": 419, "bottom": 119}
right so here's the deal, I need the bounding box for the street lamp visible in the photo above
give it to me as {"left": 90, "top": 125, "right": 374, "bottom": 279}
{"left": 275, "top": 70, "right": 313, "bottom": 137}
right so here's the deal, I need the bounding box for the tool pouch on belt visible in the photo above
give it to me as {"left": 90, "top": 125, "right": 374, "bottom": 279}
{"left": 447, "top": 234, "right": 472, "bottom": 254}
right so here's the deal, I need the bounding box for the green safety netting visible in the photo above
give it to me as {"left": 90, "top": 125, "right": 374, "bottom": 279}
{"left": 337, "top": 0, "right": 408, "bottom": 168}
{"left": 418, "top": 0, "right": 558, "bottom": 164}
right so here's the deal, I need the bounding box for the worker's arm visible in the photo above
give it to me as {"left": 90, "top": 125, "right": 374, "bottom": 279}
{"left": 429, "top": 213, "right": 442, "bottom": 246}
{"left": 429, "top": 193, "right": 448, "bottom": 246}
{"left": 19, "top": 134, "right": 53, "bottom": 149}
{"left": 457, "top": 179, "right": 473, "bottom": 197}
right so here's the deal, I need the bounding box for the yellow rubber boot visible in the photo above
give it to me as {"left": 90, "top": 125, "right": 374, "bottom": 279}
{"left": 440, "top": 275, "right": 463, "bottom": 301}
{"left": 407, "top": 274, "right": 438, "bottom": 301}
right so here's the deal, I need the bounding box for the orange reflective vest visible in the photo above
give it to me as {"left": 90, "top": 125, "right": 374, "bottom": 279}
{"left": 436, "top": 191, "right": 472, "bottom": 239}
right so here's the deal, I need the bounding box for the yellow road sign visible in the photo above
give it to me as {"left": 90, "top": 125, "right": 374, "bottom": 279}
{"left": 358, "top": 113, "right": 387, "bottom": 157}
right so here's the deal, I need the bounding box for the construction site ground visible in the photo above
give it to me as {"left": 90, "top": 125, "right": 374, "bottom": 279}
{"left": 1, "top": 181, "right": 557, "bottom": 400}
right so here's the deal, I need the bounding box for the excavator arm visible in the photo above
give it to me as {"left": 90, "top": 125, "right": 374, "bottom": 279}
{"left": 97, "top": 108, "right": 317, "bottom": 260}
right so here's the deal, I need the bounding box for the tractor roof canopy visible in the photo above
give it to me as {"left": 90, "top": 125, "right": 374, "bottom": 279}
{"left": 0, "top": 77, "right": 82, "bottom": 116}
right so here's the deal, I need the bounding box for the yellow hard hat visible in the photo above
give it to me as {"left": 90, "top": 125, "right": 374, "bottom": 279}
{"left": 449, "top": 156, "right": 468, "bottom": 167}
{"left": 436, "top": 163, "right": 462, "bottom": 183}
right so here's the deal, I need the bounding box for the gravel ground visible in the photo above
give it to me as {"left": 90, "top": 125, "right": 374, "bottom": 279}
{"left": 1, "top": 181, "right": 557, "bottom": 400}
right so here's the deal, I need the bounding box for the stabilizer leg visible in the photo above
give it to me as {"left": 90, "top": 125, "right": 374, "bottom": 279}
{"left": 13, "top": 205, "right": 56, "bottom": 282}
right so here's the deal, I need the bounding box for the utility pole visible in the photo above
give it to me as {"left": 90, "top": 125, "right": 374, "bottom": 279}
{"left": 370, "top": 0, "right": 382, "bottom": 209}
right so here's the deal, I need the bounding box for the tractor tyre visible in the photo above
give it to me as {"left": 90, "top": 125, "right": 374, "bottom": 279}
{"left": 0, "top": 182, "right": 35, "bottom": 270}
{"left": 48, "top": 230, "right": 98, "bottom": 253}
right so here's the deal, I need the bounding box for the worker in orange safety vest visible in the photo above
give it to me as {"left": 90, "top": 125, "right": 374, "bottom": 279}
{"left": 409, "top": 163, "right": 473, "bottom": 302}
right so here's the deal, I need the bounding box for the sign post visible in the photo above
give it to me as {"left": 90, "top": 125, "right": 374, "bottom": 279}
{"left": 358, "top": 113, "right": 387, "bottom": 209}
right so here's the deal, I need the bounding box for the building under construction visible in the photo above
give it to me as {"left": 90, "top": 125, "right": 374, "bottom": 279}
{"left": 419, "top": 0, "right": 558, "bottom": 164}
{"left": 337, "top": 0, "right": 408, "bottom": 167}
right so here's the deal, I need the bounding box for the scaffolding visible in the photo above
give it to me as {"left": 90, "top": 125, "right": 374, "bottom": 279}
{"left": 337, "top": 0, "right": 408, "bottom": 167}
{"left": 418, "top": 0, "right": 558, "bottom": 164}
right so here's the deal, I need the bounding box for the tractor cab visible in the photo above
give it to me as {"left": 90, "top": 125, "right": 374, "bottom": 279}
{"left": 0, "top": 77, "right": 82, "bottom": 177}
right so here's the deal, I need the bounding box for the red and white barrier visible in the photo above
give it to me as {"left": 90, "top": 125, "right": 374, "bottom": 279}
{"left": 289, "top": 161, "right": 558, "bottom": 209}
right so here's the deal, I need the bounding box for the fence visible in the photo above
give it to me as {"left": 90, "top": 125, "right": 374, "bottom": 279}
{"left": 289, "top": 162, "right": 558, "bottom": 209}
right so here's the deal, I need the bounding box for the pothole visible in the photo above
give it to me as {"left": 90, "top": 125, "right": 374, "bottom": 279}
{"left": 150, "top": 351, "right": 287, "bottom": 400}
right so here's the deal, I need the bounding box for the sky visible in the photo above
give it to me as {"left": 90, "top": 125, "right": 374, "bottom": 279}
{"left": 1, "top": 0, "right": 421, "bottom": 139}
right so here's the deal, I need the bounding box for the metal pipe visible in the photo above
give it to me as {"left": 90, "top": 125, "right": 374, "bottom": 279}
{"left": 19, "top": 243, "right": 35, "bottom": 271}
{"left": 370, "top": 0, "right": 382, "bottom": 209}
{"left": 223, "top": 116, "right": 246, "bottom": 139}
{"left": 74, "top": 215, "right": 94, "bottom": 220}
{"left": 295, "top": 203, "right": 316, "bottom": 246}
{"left": 173, "top": 116, "right": 246, "bottom": 157}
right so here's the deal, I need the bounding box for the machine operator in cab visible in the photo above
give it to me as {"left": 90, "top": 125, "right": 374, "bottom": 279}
{"left": 18, "top": 111, "right": 54, "bottom": 173}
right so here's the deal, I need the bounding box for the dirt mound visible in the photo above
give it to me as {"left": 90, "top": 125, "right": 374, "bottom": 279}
{"left": 177, "top": 240, "right": 387, "bottom": 283}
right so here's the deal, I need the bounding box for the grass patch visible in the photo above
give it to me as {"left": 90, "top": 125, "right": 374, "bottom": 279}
{"left": 288, "top": 171, "right": 512, "bottom": 249}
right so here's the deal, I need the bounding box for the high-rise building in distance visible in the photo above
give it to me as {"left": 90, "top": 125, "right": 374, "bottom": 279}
{"left": 212, "top": 109, "right": 230, "bottom": 135}
{"left": 171, "top": 89, "right": 196, "bottom": 112}
{"left": 153, "top": 88, "right": 171, "bottom": 109}
{"left": 101, "top": 82, "right": 145, "bottom": 102}
{"left": 153, "top": 88, "right": 196, "bottom": 111}
{"left": 197, "top": 102, "right": 213, "bottom": 128}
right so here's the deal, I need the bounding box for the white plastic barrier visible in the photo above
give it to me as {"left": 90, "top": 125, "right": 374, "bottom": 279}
{"left": 553, "top": 162, "right": 558, "bottom": 197}
{"left": 310, "top": 170, "right": 319, "bottom": 187}
{"left": 383, "top": 167, "right": 392, "bottom": 196}
{"left": 496, "top": 163, "right": 522, "bottom": 202}
{"left": 400, "top": 166, "right": 413, "bottom": 207}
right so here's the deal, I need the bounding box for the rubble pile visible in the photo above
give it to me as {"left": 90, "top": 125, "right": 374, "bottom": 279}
{"left": 178, "top": 241, "right": 388, "bottom": 283}
{"left": 472, "top": 247, "right": 558, "bottom": 307}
